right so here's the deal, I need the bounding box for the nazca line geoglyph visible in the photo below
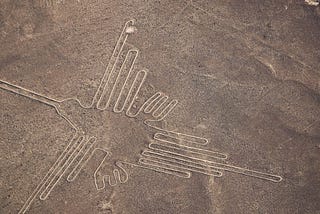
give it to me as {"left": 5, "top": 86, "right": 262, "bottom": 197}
{"left": 0, "top": 20, "right": 283, "bottom": 214}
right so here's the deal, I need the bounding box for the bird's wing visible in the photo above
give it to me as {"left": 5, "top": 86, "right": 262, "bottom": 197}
{"left": 18, "top": 133, "right": 96, "bottom": 214}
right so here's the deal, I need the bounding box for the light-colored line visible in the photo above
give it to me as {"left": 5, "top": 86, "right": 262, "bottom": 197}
{"left": 5, "top": 20, "right": 139, "bottom": 213}
{"left": 0, "top": 79, "right": 79, "bottom": 130}
{"left": 96, "top": 161, "right": 130, "bottom": 187}
{"left": 280, "top": 120, "right": 319, "bottom": 145}
{"left": 143, "top": 92, "right": 163, "bottom": 113}
{"left": 141, "top": 150, "right": 223, "bottom": 177}
{"left": 98, "top": 49, "right": 139, "bottom": 110}
{"left": 114, "top": 161, "right": 129, "bottom": 184}
{"left": 133, "top": 159, "right": 191, "bottom": 178}
{"left": 154, "top": 132, "right": 209, "bottom": 146}
{"left": 18, "top": 133, "right": 80, "bottom": 214}
{"left": 208, "top": 162, "right": 283, "bottom": 182}
{"left": 151, "top": 135, "right": 227, "bottom": 160}
{"left": 92, "top": 148, "right": 113, "bottom": 190}
{"left": 112, "top": 49, "right": 139, "bottom": 113}
{"left": 140, "top": 92, "right": 208, "bottom": 145}
{"left": 152, "top": 99, "right": 177, "bottom": 119}
{"left": 126, "top": 92, "right": 162, "bottom": 118}
{"left": 146, "top": 145, "right": 282, "bottom": 182}
{"left": 10, "top": 19, "right": 140, "bottom": 213}
{"left": 144, "top": 94, "right": 168, "bottom": 114}
{"left": 144, "top": 120, "right": 209, "bottom": 146}
{"left": 95, "top": 20, "right": 135, "bottom": 109}
{"left": 39, "top": 136, "right": 87, "bottom": 200}
{"left": 154, "top": 99, "right": 178, "bottom": 121}
{"left": 0, "top": 80, "right": 60, "bottom": 107}
{"left": 125, "top": 70, "right": 148, "bottom": 117}
{"left": 1, "top": 17, "right": 284, "bottom": 214}
{"left": 67, "top": 137, "right": 97, "bottom": 182}
{"left": 149, "top": 142, "right": 226, "bottom": 164}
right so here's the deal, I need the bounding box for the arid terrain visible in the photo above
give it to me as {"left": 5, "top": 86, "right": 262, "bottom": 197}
{"left": 1, "top": 0, "right": 319, "bottom": 213}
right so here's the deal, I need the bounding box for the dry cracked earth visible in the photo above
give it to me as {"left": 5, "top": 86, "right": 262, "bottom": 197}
{"left": 0, "top": 0, "right": 320, "bottom": 213}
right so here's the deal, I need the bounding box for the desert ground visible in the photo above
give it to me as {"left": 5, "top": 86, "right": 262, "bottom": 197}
{"left": 0, "top": 0, "right": 319, "bottom": 213}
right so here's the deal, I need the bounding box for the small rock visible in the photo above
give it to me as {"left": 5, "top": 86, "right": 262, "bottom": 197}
{"left": 305, "top": 0, "right": 319, "bottom": 6}
{"left": 125, "top": 26, "right": 137, "bottom": 34}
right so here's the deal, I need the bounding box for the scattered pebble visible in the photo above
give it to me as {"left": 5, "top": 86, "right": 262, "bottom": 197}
{"left": 125, "top": 26, "right": 137, "bottom": 34}
{"left": 305, "top": 0, "right": 319, "bottom": 6}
